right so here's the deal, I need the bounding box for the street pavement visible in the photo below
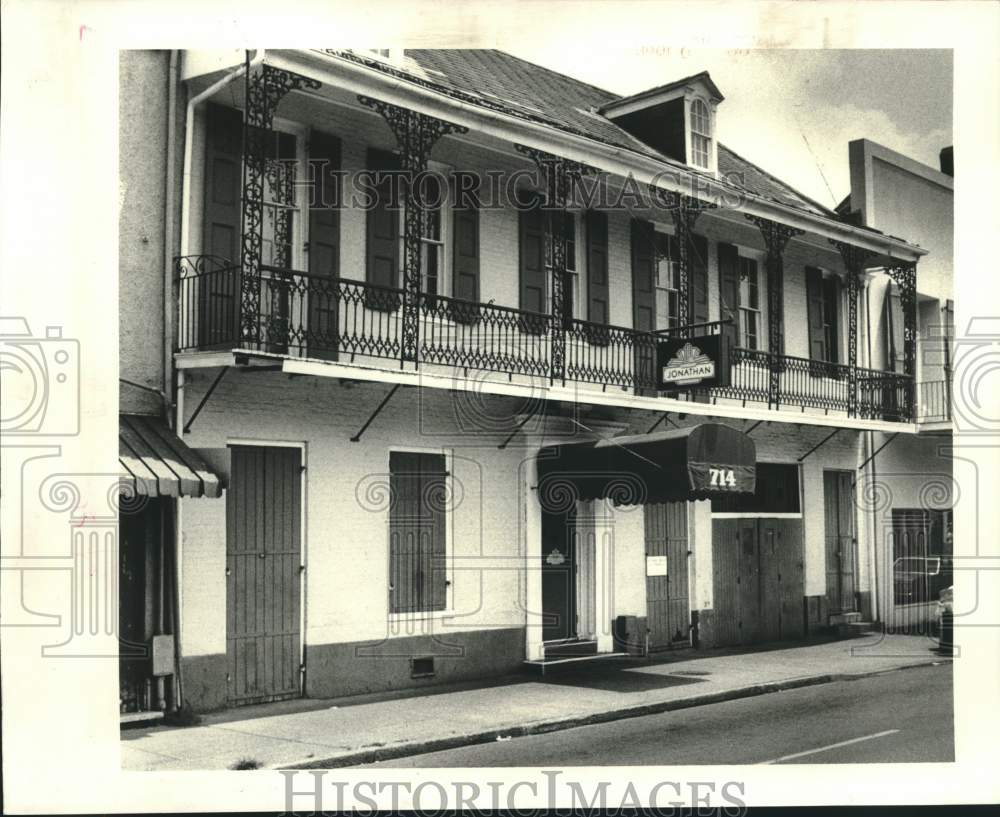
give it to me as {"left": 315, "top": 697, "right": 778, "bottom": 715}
{"left": 367, "top": 662, "right": 953, "bottom": 766}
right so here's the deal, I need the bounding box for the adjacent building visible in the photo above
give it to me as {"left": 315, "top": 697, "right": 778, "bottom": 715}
{"left": 118, "top": 49, "right": 947, "bottom": 715}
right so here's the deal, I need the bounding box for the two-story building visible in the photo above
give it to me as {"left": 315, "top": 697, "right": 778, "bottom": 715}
{"left": 119, "top": 49, "right": 935, "bottom": 715}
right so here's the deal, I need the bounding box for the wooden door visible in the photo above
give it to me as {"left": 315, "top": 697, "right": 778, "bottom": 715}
{"left": 737, "top": 520, "right": 761, "bottom": 644}
{"left": 712, "top": 518, "right": 804, "bottom": 646}
{"left": 541, "top": 507, "right": 576, "bottom": 641}
{"left": 227, "top": 446, "right": 302, "bottom": 705}
{"left": 645, "top": 502, "right": 691, "bottom": 650}
{"left": 711, "top": 519, "right": 742, "bottom": 646}
{"left": 824, "top": 471, "right": 857, "bottom": 613}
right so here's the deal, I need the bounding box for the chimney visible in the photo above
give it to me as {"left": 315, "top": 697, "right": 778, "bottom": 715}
{"left": 939, "top": 146, "right": 954, "bottom": 177}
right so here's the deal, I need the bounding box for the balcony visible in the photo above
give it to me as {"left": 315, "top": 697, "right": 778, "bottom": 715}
{"left": 176, "top": 256, "right": 914, "bottom": 423}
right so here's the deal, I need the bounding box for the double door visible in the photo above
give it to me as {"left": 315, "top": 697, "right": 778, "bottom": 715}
{"left": 712, "top": 518, "right": 805, "bottom": 646}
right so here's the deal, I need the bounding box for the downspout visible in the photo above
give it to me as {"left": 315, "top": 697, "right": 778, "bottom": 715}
{"left": 164, "top": 50, "right": 179, "bottom": 405}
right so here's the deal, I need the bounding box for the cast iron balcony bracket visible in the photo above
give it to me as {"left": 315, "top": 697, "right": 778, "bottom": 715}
{"left": 240, "top": 56, "right": 322, "bottom": 349}
{"left": 830, "top": 239, "right": 878, "bottom": 418}
{"left": 745, "top": 215, "right": 805, "bottom": 408}
{"left": 358, "top": 95, "right": 469, "bottom": 363}
{"left": 513, "top": 144, "right": 598, "bottom": 384}
{"left": 649, "top": 188, "right": 717, "bottom": 328}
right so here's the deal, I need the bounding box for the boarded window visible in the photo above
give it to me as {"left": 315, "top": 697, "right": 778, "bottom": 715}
{"left": 389, "top": 452, "right": 448, "bottom": 614}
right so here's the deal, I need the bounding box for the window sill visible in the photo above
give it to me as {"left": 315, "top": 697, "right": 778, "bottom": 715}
{"left": 388, "top": 608, "right": 456, "bottom": 624}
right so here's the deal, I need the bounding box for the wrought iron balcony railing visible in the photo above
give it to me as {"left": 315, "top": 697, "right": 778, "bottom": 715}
{"left": 175, "top": 257, "right": 914, "bottom": 422}
{"left": 916, "top": 379, "right": 952, "bottom": 423}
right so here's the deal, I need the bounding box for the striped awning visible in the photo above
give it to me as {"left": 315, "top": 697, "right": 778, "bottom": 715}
{"left": 119, "top": 414, "right": 222, "bottom": 498}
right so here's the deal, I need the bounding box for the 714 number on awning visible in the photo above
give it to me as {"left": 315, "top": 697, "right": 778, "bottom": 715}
{"left": 709, "top": 467, "right": 737, "bottom": 488}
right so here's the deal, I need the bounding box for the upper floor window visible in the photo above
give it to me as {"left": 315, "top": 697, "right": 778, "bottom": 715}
{"left": 546, "top": 211, "right": 582, "bottom": 324}
{"left": 690, "top": 98, "right": 712, "bottom": 170}
{"left": 738, "top": 256, "right": 760, "bottom": 350}
{"left": 419, "top": 174, "right": 445, "bottom": 301}
{"left": 654, "top": 231, "right": 681, "bottom": 329}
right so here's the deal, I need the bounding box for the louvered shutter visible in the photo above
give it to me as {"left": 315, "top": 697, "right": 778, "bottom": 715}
{"left": 199, "top": 104, "right": 242, "bottom": 348}
{"left": 584, "top": 210, "right": 610, "bottom": 345}
{"left": 389, "top": 452, "right": 447, "bottom": 614}
{"left": 805, "top": 266, "right": 827, "bottom": 362}
{"left": 519, "top": 201, "right": 548, "bottom": 335}
{"left": 717, "top": 242, "right": 741, "bottom": 352}
{"left": 631, "top": 219, "right": 656, "bottom": 391}
{"left": 365, "top": 148, "right": 401, "bottom": 311}
{"left": 450, "top": 197, "right": 481, "bottom": 324}
{"left": 307, "top": 131, "right": 341, "bottom": 359}
{"left": 689, "top": 233, "right": 709, "bottom": 325}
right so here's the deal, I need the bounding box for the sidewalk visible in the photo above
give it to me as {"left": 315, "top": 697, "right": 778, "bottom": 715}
{"left": 121, "top": 633, "right": 950, "bottom": 771}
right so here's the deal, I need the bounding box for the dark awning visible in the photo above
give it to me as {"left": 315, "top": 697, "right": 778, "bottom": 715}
{"left": 537, "top": 423, "right": 756, "bottom": 507}
{"left": 119, "top": 414, "right": 222, "bottom": 499}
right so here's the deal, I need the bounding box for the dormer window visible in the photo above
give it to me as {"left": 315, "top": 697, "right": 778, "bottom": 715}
{"left": 599, "top": 71, "right": 723, "bottom": 176}
{"left": 689, "top": 98, "right": 712, "bottom": 169}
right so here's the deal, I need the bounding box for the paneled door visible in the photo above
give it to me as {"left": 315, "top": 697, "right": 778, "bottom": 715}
{"left": 226, "top": 445, "right": 302, "bottom": 705}
{"left": 645, "top": 502, "right": 691, "bottom": 650}
{"left": 711, "top": 518, "right": 804, "bottom": 647}
{"left": 824, "top": 470, "right": 858, "bottom": 614}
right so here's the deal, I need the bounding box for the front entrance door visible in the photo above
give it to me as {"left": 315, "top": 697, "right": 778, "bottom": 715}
{"left": 712, "top": 518, "right": 805, "bottom": 647}
{"left": 645, "top": 502, "right": 691, "bottom": 650}
{"left": 824, "top": 470, "right": 858, "bottom": 614}
{"left": 119, "top": 498, "right": 170, "bottom": 713}
{"left": 227, "top": 445, "right": 302, "bottom": 705}
{"left": 541, "top": 506, "right": 576, "bottom": 642}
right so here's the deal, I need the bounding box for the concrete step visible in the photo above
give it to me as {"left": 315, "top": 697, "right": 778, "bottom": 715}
{"left": 837, "top": 621, "right": 876, "bottom": 638}
{"left": 543, "top": 638, "right": 598, "bottom": 659}
{"left": 829, "top": 611, "right": 863, "bottom": 627}
{"left": 523, "top": 651, "right": 629, "bottom": 676}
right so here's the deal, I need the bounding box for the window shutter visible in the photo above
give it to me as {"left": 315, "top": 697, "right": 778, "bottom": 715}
{"left": 884, "top": 283, "right": 905, "bottom": 373}
{"left": 307, "top": 131, "right": 341, "bottom": 360}
{"left": 450, "top": 198, "right": 481, "bottom": 324}
{"left": 388, "top": 452, "right": 447, "bottom": 614}
{"left": 203, "top": 104, "right": 242, "bottom": 263}
{"left": 518, "top": 201, "right": 548, "bottom": 335}
{"left": 689, "top": 233, "right": 709, "bottom": 325}
{"left": 631, "top": 219, "right": 656, "bottom": 331}
{"left": 586, "top": 210, "right": 610, "bottom": 333}
{"left": 200, "top": 104, "right": 243, "bottom": 348}
{"left": 805, "top": 266, "right": 827, "bottom": 362}
{"left": 630, "top": 219, "right": 656, "bottom": 392}
{"left": 365, "top": 148, "right": 401, "bottom": 311}
{"left": 823, "top": 274, "right": 840, "bottom": 364}
{"left": 717, "top": 242, "right": 741, "bottom": 350}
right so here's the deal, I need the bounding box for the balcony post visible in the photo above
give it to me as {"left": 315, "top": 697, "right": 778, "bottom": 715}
{"left": 746, "top": 216, "right": 805, "bottom": 408}
{"left": 887, "top": 260, "right": 919, "bottom": 419}
{"left": 649, "top": 189, "right": 716, "bottom": 327}
{"left": 240, "top": 57, "right": 320, "bottom": 349}
{"left": 359, "top": 96, "right": 468, "bottom": 363}
{"left": 830, "top": 241, "right": 877, "bottom": 417}
{"left": 515, "top": 145, "right": 596, "bottom": 384}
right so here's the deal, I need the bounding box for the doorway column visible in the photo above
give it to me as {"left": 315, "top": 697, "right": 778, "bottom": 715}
{"left": 523, "top": 451, "right": 545, "bottom": 661}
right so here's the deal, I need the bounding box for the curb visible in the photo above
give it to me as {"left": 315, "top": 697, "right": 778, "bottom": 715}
{"left": 273, "top": 657, "right": 947, "bottom": 770}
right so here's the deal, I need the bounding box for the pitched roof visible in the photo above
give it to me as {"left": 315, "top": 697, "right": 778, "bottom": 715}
{"left": 333, "top": 49, "right": 834, "bottom": 218}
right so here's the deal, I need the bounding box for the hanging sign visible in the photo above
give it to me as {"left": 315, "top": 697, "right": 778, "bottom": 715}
{"left": 657, "top": 334, "right": 730, "bottom": 389}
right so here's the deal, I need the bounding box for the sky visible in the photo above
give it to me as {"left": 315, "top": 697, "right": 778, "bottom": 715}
{"left": 504, "top": 48, "right": 953, "bottom": 209}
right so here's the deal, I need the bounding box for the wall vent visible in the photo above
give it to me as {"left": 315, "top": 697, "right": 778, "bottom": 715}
{"left": 411, "top": 656, "right": 435, "bottom": 678}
